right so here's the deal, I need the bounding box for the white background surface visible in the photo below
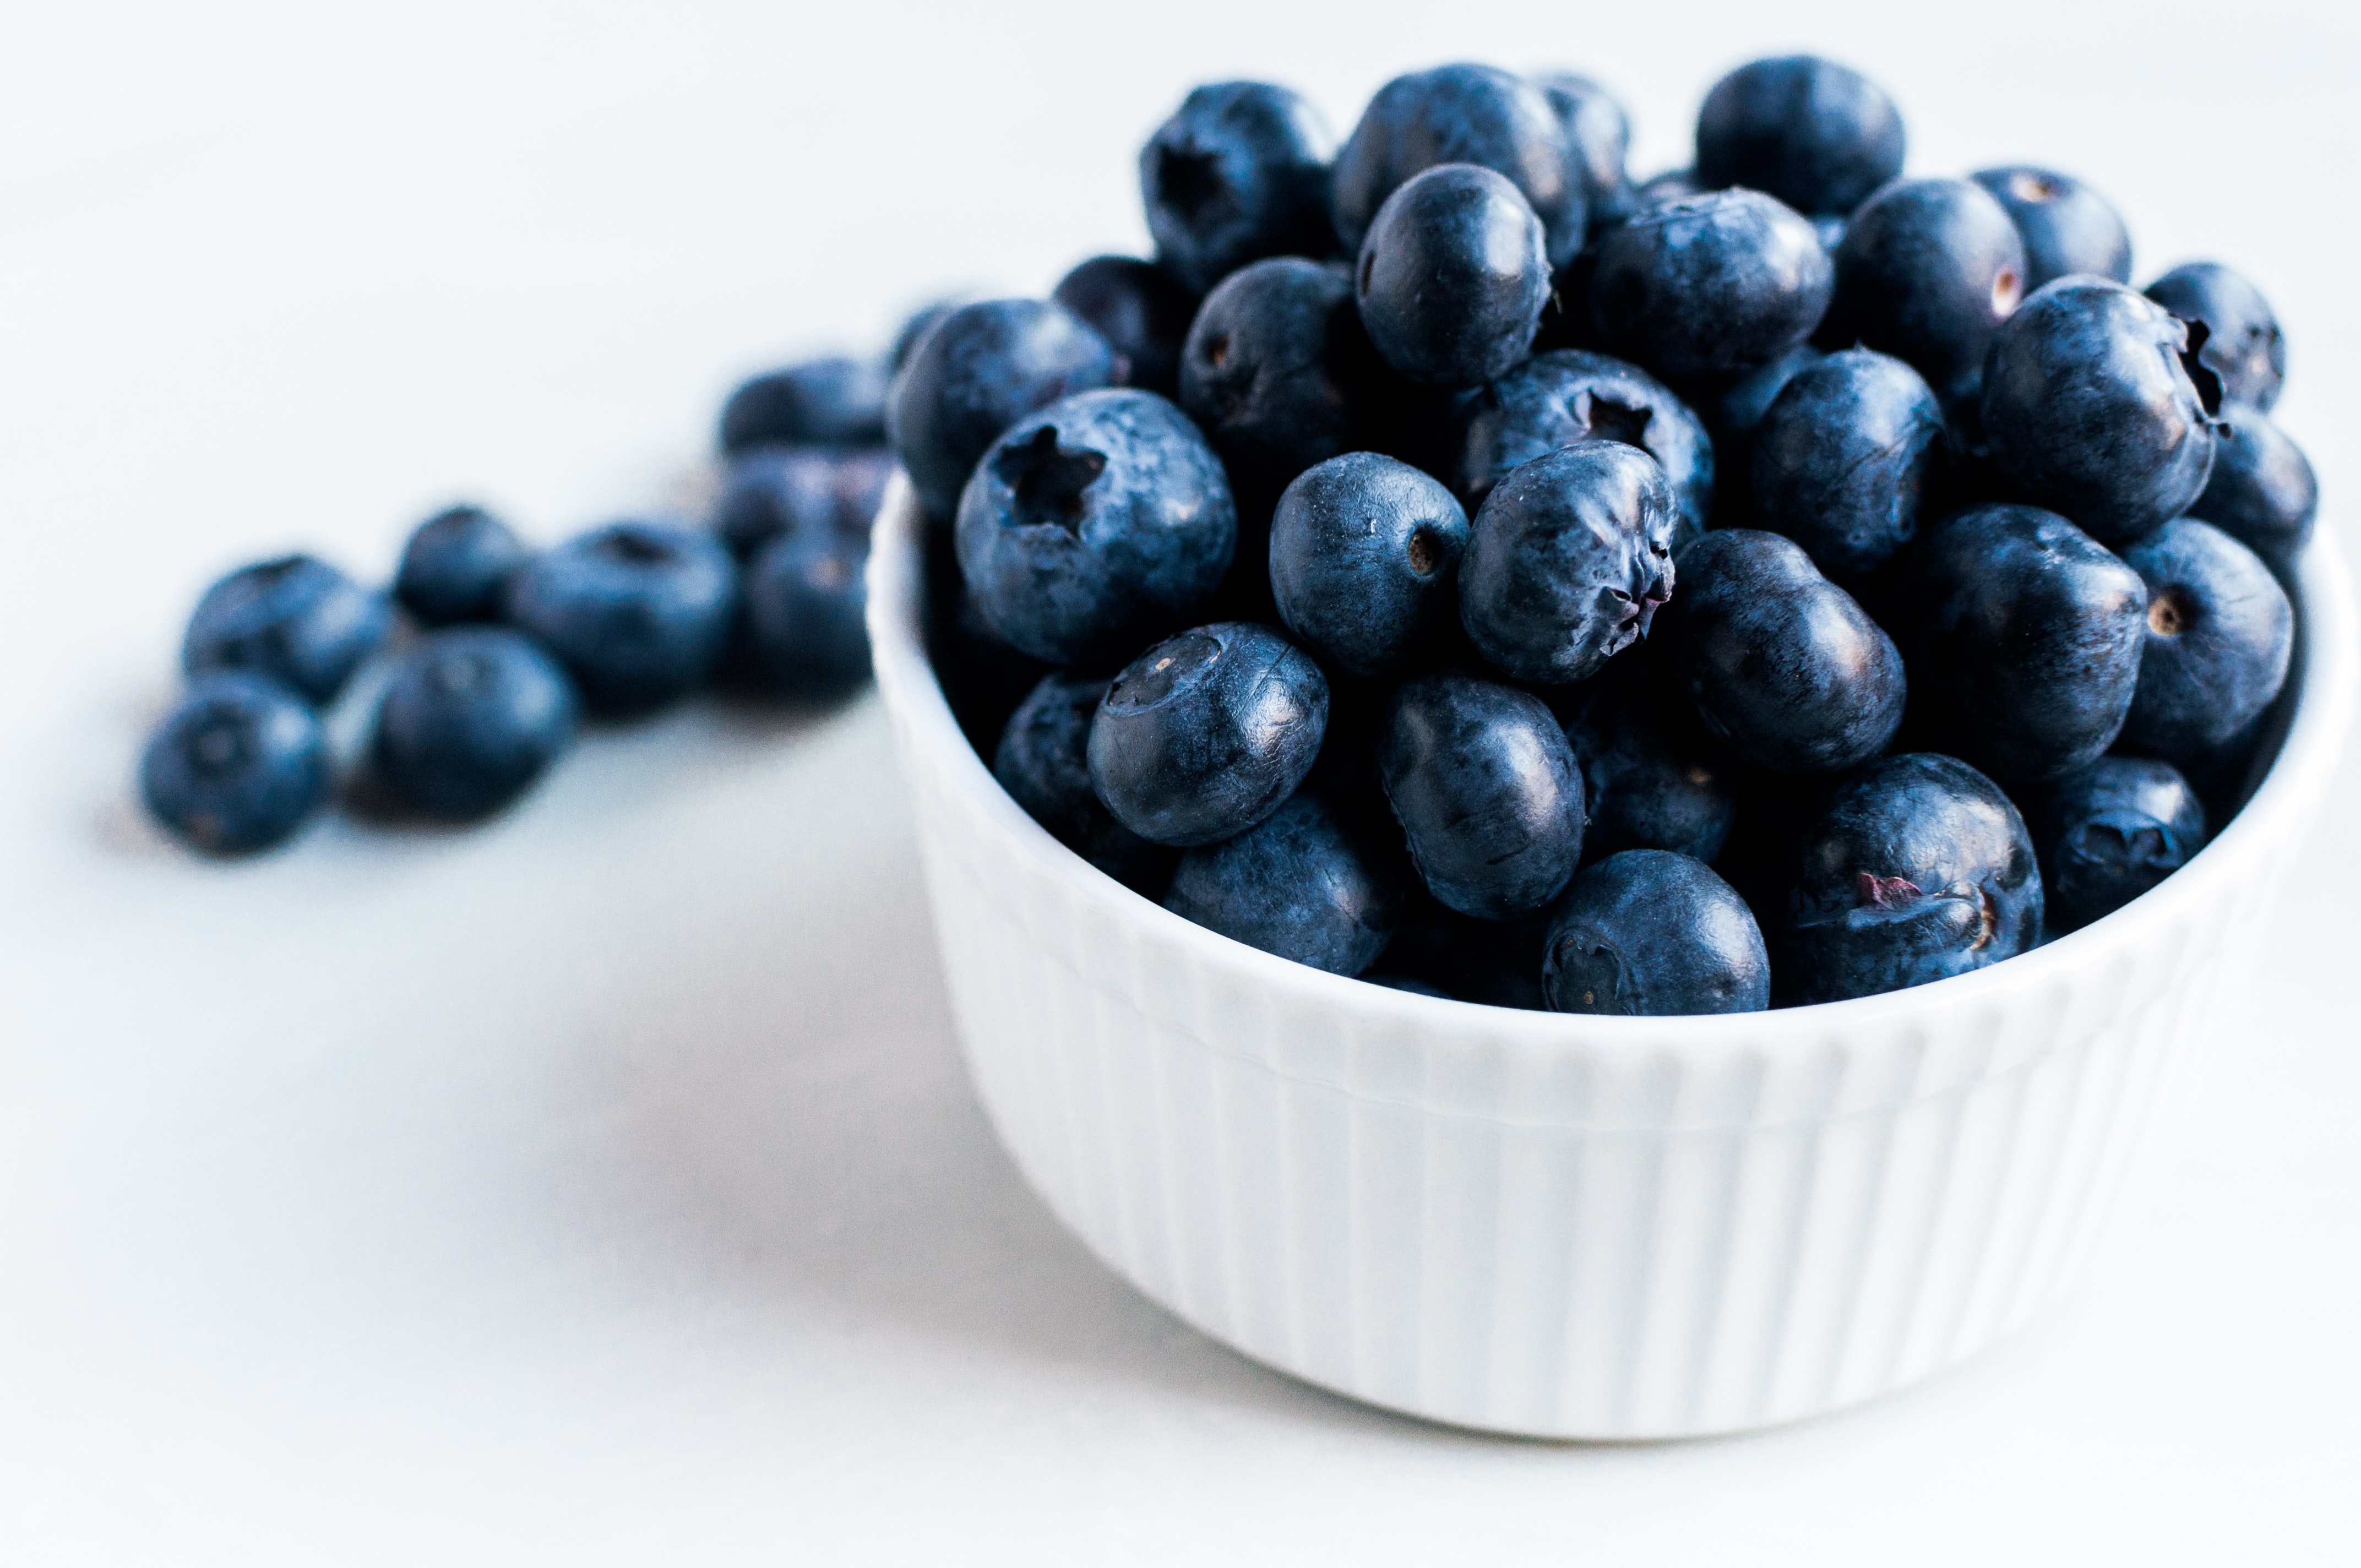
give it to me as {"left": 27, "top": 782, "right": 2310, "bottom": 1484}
{"left": 3, "top": 2, "right": 2357, "bottom": 1561}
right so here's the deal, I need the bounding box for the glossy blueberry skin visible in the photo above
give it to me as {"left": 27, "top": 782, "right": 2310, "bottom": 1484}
{"left": 1052, "top": 255, "right": 1199, "bottom": 399}
{"left": 1269, "top": 452, "right": 1469, "bottom": 679}
{"left": 503, "top": 521, "right": 737, "bottom": 716}
{"left": 1457, "top": 349, "right": 1716, "bottom": 539}
{"left": 369, "top": 628, "right": 578, "bottom": 820}
{"left": 888, "top": 298, "right": 1120, "bottom": 520}
{"left": 1140, "top": 82, "right": 1335, "bottom": 296}
{"left": 1557, "top": 667, "right": 1739, "bottom": 864}
{"left": 719, "top": 356, "right": 889, "bottom": 454}
{"left": 2190, "top": 404, "right": 2317, "bottom": 579}
{"left": 1899, "top": 504, "right": 2147, "bottom": 783}
{"left": 393, "top": 505, "right": 529, "bottom": 627}
{"left": 1460, "top": 441, "right": 1676, "bottom": 684}
{"left": 1087, "top": 622, "right": 1328, "bottom": 847}
{"left": 1694, "top": 56, "right": 1905, "bottom": 217}
{"left": 1543, "top": 850, "right": 1770, "bottom": 1015}
{"left": 1379, "top": 672, "right": 1585, "bottom": 918}
{"left": 1981, "top": 277, "right": 2220, "bottom": 545}
{"left": 2037, "top": 756, "right": 2206, "bottom": 933}
{"left": 1180, "top": 257, "right": 1391, "bottom": 497}
{"left": 182, "top": 554, "right": 392, "bottom": 706}
{"left": 1781, "top": 753, "right": 2041, "bottom": 1004}
{"left": 1533, "top": 72, "right": 1631, "bottom": 228}
{"left": 1970, "top": 167, "right": 2132, "bottom": 292}
{"left": 1355, "top": 163, "right": 1550, "bottom": 390}
{"left": 1165, "top": 791, "right": 1408, "bottom": 974}
{"left": 1589, "top": 189, "right": 1833, "bottom": 390}
{"left": 1655, "top": 529, "right": 1905, "bottom": 774}
{"left": 139, "top": 672, "right": 332, "bottom": 856}
{"left": 994, "top": 672, "right": 1177, "bottom": 895}
{"left": 2145, "top": 262, "right": 2284, "bottom": 412}
{"left": 712, "top": 447, "right": 892, "bottom": 560}
{"left": 1823, "top": 178, "right": 2027, "bottom": 402}
{"left": 2119, "top": 518, "right": 2294, "bottom": 764}
{"left": 1332, "top": 63, "right": 1585, "bottom": 269}
{"left": 740, "top": 529, "right": 871, "bottom": 700}
{"left": 1750, "top": 349, "right": 1945, "bottom": 585}
{"left": 956, "top": 389, "right": 1236, "bottom": 666}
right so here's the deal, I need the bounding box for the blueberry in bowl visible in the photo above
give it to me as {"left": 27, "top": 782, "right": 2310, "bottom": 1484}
{"left": 503, "top": 520, "right": 737, "bottom": 717}
{"left": 1180, "top": 257, "right": 1391, "bottom": 498}
{"left": 1268, "top": 451, "right": 1469, "bottom": 680}
{"left": 1970, "top": 166, "right": 2133, "bottom": 292}
{"left": 1532, "top": 72, "right": 1632, "bottom": 229}
{"left": 1455, "top": 347, "right": 1716, "bottom": 539}
{"left": 1542, "top": 849, "right": 1770, "bottom": 1015}
{"left": 182, "top": 553, "right": 393, "bottom": 706}
{"left": 2189, "top": 403, "right": 2318, "bottom": 582}
{"left": 1554, "top": 659, "right": 1739, "bottom": 865}
{"left": 2037, "top": 756, "right": 2207, "bottom": 933}
{"left": 139, "top": 672, "right": 334, "bottom": 855}
{"left": 1586, "top": 188, "right": 1833, "bottom": 391}
{"left": 1139, "top": 81, "right": 1334, "bottom": 296}
{"left": 1821, "top": 177, "right": 2026, "bottom": 403}
{"left": 2117, "top": 517, "right": 2295, "bottom": 767}
{"left": 1747, "top": 347, "right": 1945, "bottom": 587}
{"left": 1354, "top": 162, "right": 1551, "bottom": 390}
{"left": 1052, "top": 255, "right": 1200, "bottom": 399}
{"left": 2144, "top": 261, "right": 2285, "bottom": 412}
{"left": 1162, "top": 791, "right": 1410, "bottom": 974}
{"left": 994, "top": 671, "right": 1177, "bottom": 895}
{"left": 1693, "top": 55, "right": 1906, "bottom": 218}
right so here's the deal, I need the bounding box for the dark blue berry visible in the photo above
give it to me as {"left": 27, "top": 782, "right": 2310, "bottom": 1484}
{"left": 1354, "top": 162, "right": 1549, "bottom": 389}
{"left": 1460, "top": 440, "right": 1675, "bottom": 683}
{"left": 1782, "top": 753, "right": 2042, "bottom": 1004}
{"left": 1163, "top": 791, "right": 1407, "bottom": 974}
{"left": 888, "top": 298, "right": 1120, "bottom": 520}
{"left": 394, "top": 505, "right": 530, "bottom": 627}
{"left": 1379, "top": 671, "right": 1585, "bottom": 918}
{"left": 719, "top": 356, "right": 889, "bottom": 453}
{"left": 1533, "top": 72, "right": 1631, "bottom": 228}
{"left": 1456, "top": 348, "right": 1715, "bottom": 538}
{"left": 369, "top": 628, "right": 578, "bottom": 820}
{"left": 2119, "top": 518, "right": 2294, "bottom": 764}
{"left": 1898, "top": 504, "right": 2147, "bottom": 783}
{"left": 1694, "top": 56, "right": 1905, "bottom": 216}
{"left": 1749, "top": 348, "right": 1945, "bottom": 585}
{"left": 1332, "top": 64, "right": 1585, "bottom": 268}
{"left": 888, "top": 298, "right": 959, "bottom": 375}
{"left": 1269, "top": 452, "right": 1469, "bottom": 679}
{"left": 2144, "top": 262, "right": 2284, "bottom": 411}
{"left": 1557, "top": 665, "right": 1738, "bottom": 864}
{"left": 740, "top": 528, "right": 871, "bottom": 700}
{"left": 1052, "top": 255, "right": 1199, "bottom": 398}
{"left": 1706, "top": 343, "right": 1823, "bottom": 524}
{"left": 1823, "top": 178, "right": 2027, "bottom": 401}
{"left": 1588, "top": 189, "right": 1832, "bottom": 389}
{"left": 1543, "top": 849, "right": 1769, "bottom": 1015}
{"left": 1981, "top": 276, "right": 2220, "bottom": 544}
{"left": 504, "top": 521, "right": 737, "bottom": 716}
{"left": 711, "top": 447, "right": 892, "bottom": 560}
{"left": 182, "top": 554, "right": 391, "bottom": 706}
{"left": 994, "top": 671, "right": 1177, "bottom": 894}
{"left": 1179, "top": 257, "right": 1390, "bottom": 496}
{"left": 1088, "top": 622, "right": 1328, "bottom": 846}
{"left": 2190, "top": 403, "right": 2316, "bottom": 580}
{"left": 1971, "top": 167, "right": 2132, "bottom": 292}
{"left": 1139, "top": 82, "right": 1335, "bottom": 295}
{"left": 955, "top": 388, "right": 1236, "bottom": 665}
{"left": 1654, "top": 529, "right": 1905, "bottom": 774}
{"left": 2038, "top": 756, "right": 2205, "bottom": 932}
{"left": 139, "top": 672, "right": 332, "bottom": 855}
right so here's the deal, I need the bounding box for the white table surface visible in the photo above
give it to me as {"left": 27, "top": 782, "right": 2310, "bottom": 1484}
{"left": 4, "top": 2, "right": 2357, "bottom": 1561}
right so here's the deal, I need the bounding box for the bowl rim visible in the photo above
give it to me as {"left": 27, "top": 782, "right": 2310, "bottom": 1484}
{"left": 868, "top": 478, "right": 2358, "bottom": 1053}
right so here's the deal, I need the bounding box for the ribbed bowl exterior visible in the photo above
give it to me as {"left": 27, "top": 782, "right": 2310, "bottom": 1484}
{"left": 868, "top": 484, "right": 2356, "bottom": 1439}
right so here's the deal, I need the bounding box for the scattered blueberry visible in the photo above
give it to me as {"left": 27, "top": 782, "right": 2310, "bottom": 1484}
{"left": 1354, "top": 162, "right": 1550, "bottom": 389}
{"left": 888, "top": 298, "right": 960, "bottom": 375}
{"left": 1749, "top": 348, "right": 1945, "bottom": 585}
{"left": 139, "top": 672, "right": 333, "bottom": 855}
{"left": 711, "top": 447, "right": 893, "bottom": 559}
{"left": 1378, "top": 671, "right": 1585, "bottom": 918}
{"left": 2144, "top": 262, "right": 2285, "bottom": 411}
{"left": 1823, "top": 177, "right": 2027, "bottom": 401}
{"left": 739, "top": 529, "right": 872, "bottom": 700}
{"left": 719, "top": 356, "right": 889, "bottom": 453}
{"left": 1052, "top": 255, "right": 1200, "bottom": 398}
{"left": 393, "top": 505, "right": 530, "bottom": 627}
{"left": 1179, "top": 257, "right": 1390, "bottom": 496}
{"left": 1542, "top": 849, "right": 1769, "bottom": 1014}
{"left": 1533, "top": 72, "right": 1631, "bottom": 228}
{"left": 2118, "top": 517, "right": 2294, "bottom": 765}
{"left": 1971, "top": 166, "right": 2132, "bottom": 291}
{"left": 994, "top": 671, "right": 1178, "bottom": 894}
{"left": 1556, "top": 663, "right": 1739, "bottom": 864}
{"left": 2038, "top": 756, "right": 2206, "bottom": 933}
{"left": 1269, "top": 452, "right": 1469, "bottom": 679}
{"left": 1456, "top": 347, "right": 1715, "bottom": 538}
{"left": 1694, "top": 56, "right": 1905, "bottom": 216}
{"left": 1163, "top": 791, "right": 1407, "bottom": 973}
{"left": 504, "top": 520, "right": 737, "bottom": 716}
{"left": 1139, "top": 81, "right": 1335, "bottom": 295}
{"left": 369, "top": 628, "right": 578, "bottom": 820}
{"left": 1588, "top": 189, "right": 1832, "bottom": 389}
{"left": 2190, "top": 402, "right": 2317, "bottom": 580}
{"left": 182, "top": 553, "right": 392, "bottom": 706}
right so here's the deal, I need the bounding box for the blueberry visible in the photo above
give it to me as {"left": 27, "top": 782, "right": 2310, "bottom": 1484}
{"left": 1822, "top": 178, "right": 2027, "bottom": 402}
{"left": 1379, "top": 671, "right": 1585, "bottom": 918}
{"left": 994, "top": 671, "right": 1177, "bottom": 894}
{"left": 1052, "top": 255, "right": 1199, "bottom": 398}
{"left": 1706, "top": 342, "right": 1823, "bottom": 524}
{"left": 1970, "top": 167, "right": 2132, "bottom": 292}
{"left": 182, "top": 553, "right": 392, "bottom": 706}
{"left": 1749, "top": 348, "right": 1945, "bottom": 585}
{"left": 2038, "top": 756, "right": 2206, "bottom": 932}
{"left": 739, "top": 528, "right": 871, "bottom": 700}
{"left": 955, "top": 388, "right": 1236, "bottom": 666}
{"left": 139, "top": 672, "right": 333, "bottom": 855}
{"left": 1354, "top": 163, "right": 1549, "bottom": 389}
{"left": 2118, "top": 517, "right": 2294, "bottom": 764}
{"left": 1981, "top": 276, "right": 2219, "bottom": 545}
{"left": 1694, "top": 56, "right": 1905, "bottom": 217}
{"left": 1456, "top": 348, "right": 1715, "bottom": 538}
{"left": 1557, "top": 665, "right": 1738, "bottom": 864}
{"left": 393, "top": 505, "right": 529, "bottom": 627}
{"left": 1533, "top": 72, "right": 1632, "bottom": 228}
{"left": 887, "top": 298, "right": 1120, "bottom": 520}
{"left": 719, "top": 357, "right": 889, "bottom": 454}
{"left": 2144, "top": 262, "right": 2284, "bottom": 411}
{"left": 1588, "top": 189, "right": 1832, "bottom": 390}
{"left": 503, "top": 521, "right": 737, "bottom": 716}
{"left": 1332, "top": 63, "right": 1585, "bottom": 268}
{"left": 711, "top": 447, "right": 893, "bottom": 560}
{"left": 888, "top": 298, "right": 959, "bottom": 375}
{"left": 369, "top": 628, "right": 578, "bottom": 820}
{"left": 1376, "top": 892, "right": 1551, "bottom": 1007}
{"left": 1898, "top": 504, "right": 2147, "bottom": 783}
{"left": 1654, "top": 529, "right": 1905, "bottom": 774}
{"left": 1542, "top": 850, "right": 1769, "bottom": 1015}
{"left": 1087, "top": 622, "right": 1327, "bottom": 846}
{"left": 1139, "top": 81, "right": 1335, "bottom": 295}
{"left": 1781, "top": 753, "right": 2041, "bottom": 1004}
{"left": 1269, "top": 452, "right": 1470, "bottom": 679}
{"left": 1179, "top": 257, "right": 1390, "bottom": 496}
{"left": 1460, "top": 441, "right": 1675, "bottom": 684}
{"left": 1163, "top": 791, "right": 1407, "bottom": 974}
{"left": 926, "top": 522, "right": 1052, "bottom": 755}
{"left": 1633, "top": 167, "right": 1705, "bottom": 208}
{"left": 2190, "top": 404, "right": 2316, "bottom": 581}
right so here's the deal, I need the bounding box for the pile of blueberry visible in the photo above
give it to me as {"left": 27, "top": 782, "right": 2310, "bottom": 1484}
{"left": 906, "top": 57, "right": 2313, "bottom": 1012}
{"left": 138, "top": 358, "right": 896, "bottom": 853}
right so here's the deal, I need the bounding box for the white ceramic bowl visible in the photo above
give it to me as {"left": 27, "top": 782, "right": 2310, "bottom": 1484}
{"left": 868, "top": 482, "right": 2357, "bottom": 1439}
